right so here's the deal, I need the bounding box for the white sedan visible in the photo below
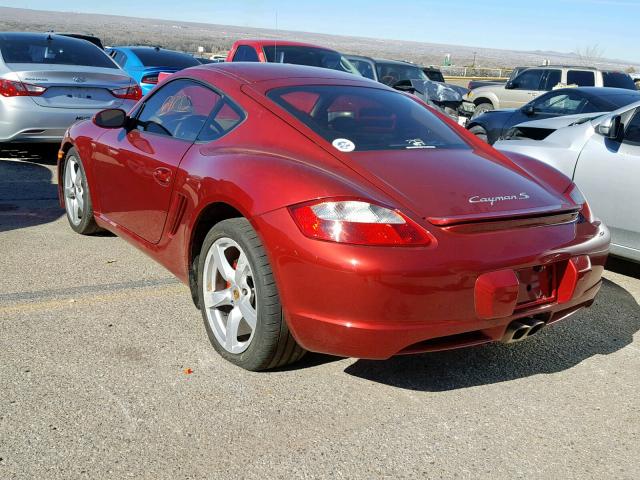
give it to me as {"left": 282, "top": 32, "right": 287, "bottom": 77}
{"left": 495, "top": 100, "right": 640, "bottom": 262}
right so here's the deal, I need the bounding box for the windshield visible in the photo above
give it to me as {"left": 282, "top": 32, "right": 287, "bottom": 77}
{"left": 0, "top": 33, "right": 116, "bottom": 68}
{"left": 375, "top": 62, "right": 427, "bottom": 86}
{"left": 131, "top": 48, "right": 200, "bottom": 69}
{"left": 267, "top": 85, "right": 469, "bottom": 152}
{"left": 262, "top": 46, "right": 360, "bottom": 75}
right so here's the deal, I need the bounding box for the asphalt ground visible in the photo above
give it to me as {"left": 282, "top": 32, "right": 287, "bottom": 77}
{"left": 0, "top": 146, "right": 639, "bottom": 479}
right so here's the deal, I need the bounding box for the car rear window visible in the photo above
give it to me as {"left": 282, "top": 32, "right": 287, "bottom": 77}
{"left": 0, "top": 33, "right": 116, "bottom": 68}
{"left": 131, "top": 48, "right": 200, "bottom": 68}
{"left": 595, "top": 92, "right": 640, "bottom": 110}
{"left": 602, "top": 71, "right": 636, "bottom": 90}
{"left": 267, "top": 85, "right": 469, "bottom": 152}
{"left": 262, "top": 46, "right": 359, "bottom": 75}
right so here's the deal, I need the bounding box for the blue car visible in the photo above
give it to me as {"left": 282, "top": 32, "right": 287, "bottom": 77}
{"left": 107, "top": 46, "right": 201, "bottom": 95}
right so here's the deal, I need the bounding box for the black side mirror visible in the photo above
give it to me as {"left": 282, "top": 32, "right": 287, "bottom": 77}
{"left": 523, "top": 104, "right": 536, "bottom": 116}
{"left": 93, "top": 108, "right": 127, "bottom": 129}
{"left": 597, "top": 114, "right": 622, "bottom": 140}
{"left": 505, "top": 81, "right": 515, "bottom": 90}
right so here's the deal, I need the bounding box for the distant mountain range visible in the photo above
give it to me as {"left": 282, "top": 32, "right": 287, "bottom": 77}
{"left": 0, "top": 6, "right": 637, "bottom": 71}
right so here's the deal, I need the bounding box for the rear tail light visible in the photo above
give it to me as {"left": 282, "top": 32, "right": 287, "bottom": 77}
{"left": 141, "top": 74, "right": 159, "bottom": 84}
{"left": 110, "top": 85, "right": 143, "bottom": 100}
{"left": 289, "top": 199, "right": 434, "bottom": 246}
{"left": 564, "top": 183, "right": 593, "bottom": 223}
{"left": 0, "top": 79, "right": 47, "bottom": 97}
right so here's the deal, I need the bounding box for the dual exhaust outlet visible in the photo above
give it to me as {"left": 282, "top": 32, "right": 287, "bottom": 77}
{"left": 502, "top": 317, "right": 546, "bottom": 343}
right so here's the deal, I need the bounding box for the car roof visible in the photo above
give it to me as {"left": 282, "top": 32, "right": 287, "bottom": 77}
{"left": 345, "top": 54, "right": 375, "bottom": 62}
{"left": 194, "top": 62, "right": 381, "bottom": 86}
{"left": 114, "top": 46, "right": 186, "bottom": 53}
{"left": 232, "top": 39, "right": 339, "bottom": 52}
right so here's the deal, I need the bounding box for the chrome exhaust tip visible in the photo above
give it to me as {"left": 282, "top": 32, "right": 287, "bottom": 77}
{"left": 502, "top": 321, "right": 531, "bottom": 343}
{"left": 525, "top": 319, "right": 546, "bottom": 337}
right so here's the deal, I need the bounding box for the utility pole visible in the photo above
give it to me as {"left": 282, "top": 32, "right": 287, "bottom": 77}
{"left": 472, "top": 52, "right": 477, "bottom": 68}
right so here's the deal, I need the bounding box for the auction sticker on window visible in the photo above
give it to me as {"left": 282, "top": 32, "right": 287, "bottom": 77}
{"left": 332, "top": 138, "right": 355, "bottom": 152}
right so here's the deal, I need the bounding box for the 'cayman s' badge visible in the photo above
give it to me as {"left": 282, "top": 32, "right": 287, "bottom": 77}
{"left": 72, "top": 76, "right": 87, "bottom": 83}
{"left": 469, "top": 192, "right": 530, "bottom": 206}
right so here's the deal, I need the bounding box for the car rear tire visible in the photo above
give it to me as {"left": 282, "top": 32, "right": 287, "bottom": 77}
{"left": 197, "top": 218, "right": 306, "bottom": 371}
{"left": 469, "top": 125, "right": 489, "bottom": 143}
{"left": 63, "top": 148, "right": 100, "bottom": 235}
{"left": 471, "top": 102, "right": 494, "bottom": 119}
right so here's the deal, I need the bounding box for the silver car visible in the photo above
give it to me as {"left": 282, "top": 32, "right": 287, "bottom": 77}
{"left": 495, "top": 100, "right": 640, "bottom": 262}
{"left": 0, "top": 32, "right": 140, "bottom": 143}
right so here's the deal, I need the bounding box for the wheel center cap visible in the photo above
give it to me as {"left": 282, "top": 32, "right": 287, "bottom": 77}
{"left": 232, "top": 289, "right": 240, "bottom": 301}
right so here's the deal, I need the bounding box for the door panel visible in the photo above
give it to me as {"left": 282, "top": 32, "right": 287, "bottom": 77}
{"left": 92, "top": 79, "right": 223, "bottom": 243}
{"left": 574, "top": 124, "right": 640, "bottom": 252}
{"left": 93, "top": 129, "right": 193, "bottom": 243}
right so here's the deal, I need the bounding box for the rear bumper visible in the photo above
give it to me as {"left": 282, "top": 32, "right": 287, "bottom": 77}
{"left": 0, "top": 96, "right": 135, "bottom": 142}
{"left": 254, "top": 208, "right": 610, "bottom": 359}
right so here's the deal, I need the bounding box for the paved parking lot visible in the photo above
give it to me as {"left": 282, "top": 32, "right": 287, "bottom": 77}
{"left": 1, "top": 148, "right": 639, "bottom": 479}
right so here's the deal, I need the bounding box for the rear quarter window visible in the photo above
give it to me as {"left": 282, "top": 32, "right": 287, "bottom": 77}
{"left": 602, "top": 72, "right": 636, "bottom": 90}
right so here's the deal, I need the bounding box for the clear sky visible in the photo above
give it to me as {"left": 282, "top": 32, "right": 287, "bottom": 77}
{"left": 8, "top": 0, "right": 640, "bottom": 62}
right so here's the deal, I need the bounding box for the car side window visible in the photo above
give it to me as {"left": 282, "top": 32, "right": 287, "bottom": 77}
{"left": 135, "top": 79, "right": 222, "bottom": 142}
{"left": 232, "top": 45, "right": 259, "bottom": 62}
{"left": 535, "top": 91, "right": 585, "bottom": 115}
{"left": 197, "top": 99, "right": 245, "bottom": 142}
{"left": 512, "top": 69, "right": 544, "bottom": 90}
{"left": 541, "top": 69, "right": 561, "bottom": 90}
{"left": 623, "top": 110, "right": 640, "bottom": 146}
{"left": 567, "top": 70, "right": 596, "bottom": 87}
{"left": 112, "top": 51, "right": 127, "bottom": 67}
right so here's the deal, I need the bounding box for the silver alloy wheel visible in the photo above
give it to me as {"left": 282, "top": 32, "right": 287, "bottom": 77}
{"left": 202, "top": 237, "right": 258, "bottom": 354}
{"left": 64, "top": 156, "right": 85, "bottom": 226}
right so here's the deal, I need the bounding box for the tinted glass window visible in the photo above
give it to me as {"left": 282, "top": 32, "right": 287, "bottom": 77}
{"left": 512, "top": 69, "right": 544, "bottom": 90}
{"left": 0, "top": 33, "right": 116, "bottom": 68}
{"left": 348, "top": 59, "right": 376, "bottom": 80}
{"left": 232, "top": 45, "right": 259, "bottom": 62}
{"left": 198, "top": 100, "right": 245, "bottom": 142}
{"left": 535, "top": 91, "right": 590, "bottom": 115}
{"left": 593, "top": 92, "right": 640, "bottom": 110}
{"left": 136, "top": 79, "right": 221, "bottom": 141}
{"left": 376, "top": 62, "right": 427, "bottom": 86}
{"left": 624, "top": 109, "right": 640, "bottom": 145}
{"left": 542, "top": 70, "right": 561, "bottom": 90}
{"left": 112, "top": 51, "right": 127, "bottom": 67}
{"left": 131, "top": 48, "right": 200, "bottom": 68}
{"left": 263, "top": 46, "right": 360, "bottom": 75}
{"left": 268, "top": 85, "right": 469, "bottom": 152}
{"left": 567, "top": 70, "right": 596, "bottom": 86}
{"left": 423, "top": 69, "right": 445, "bottom": 82}
{"left": 602, "top": 71, "right": 636, "bottom": 90}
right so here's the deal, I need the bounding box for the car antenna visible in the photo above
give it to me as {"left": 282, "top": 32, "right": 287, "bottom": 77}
{"left": 274, "top": 10, "right": 278, "bottom": 62}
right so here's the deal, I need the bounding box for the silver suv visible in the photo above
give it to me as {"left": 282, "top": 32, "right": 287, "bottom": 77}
{"left": 466, "top": 66, "right": 635, "bottom": 117}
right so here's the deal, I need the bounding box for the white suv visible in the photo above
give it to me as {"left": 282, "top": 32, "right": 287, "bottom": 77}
{"left": 466, "top": 66, "right": 635, "bottom": 117}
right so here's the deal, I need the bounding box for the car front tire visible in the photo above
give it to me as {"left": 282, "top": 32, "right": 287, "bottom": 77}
{"left": 469, "top": 125, "right": 490, "bottom": 143}
{"left": 197, "top": 218, "right": 305, "bottom": 371}
{"left": 471, "top": 102, "right": 494, "bottom": 119}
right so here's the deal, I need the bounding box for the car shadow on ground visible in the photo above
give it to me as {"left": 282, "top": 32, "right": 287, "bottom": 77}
{"left": 0, "top": 145, "right": 64, "bottom": 233}
{"left": 343, "top": 278, "right": 639, "bottom": 391}
{"left": 607, "top": 256, "right": 640, "bottom": 280}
